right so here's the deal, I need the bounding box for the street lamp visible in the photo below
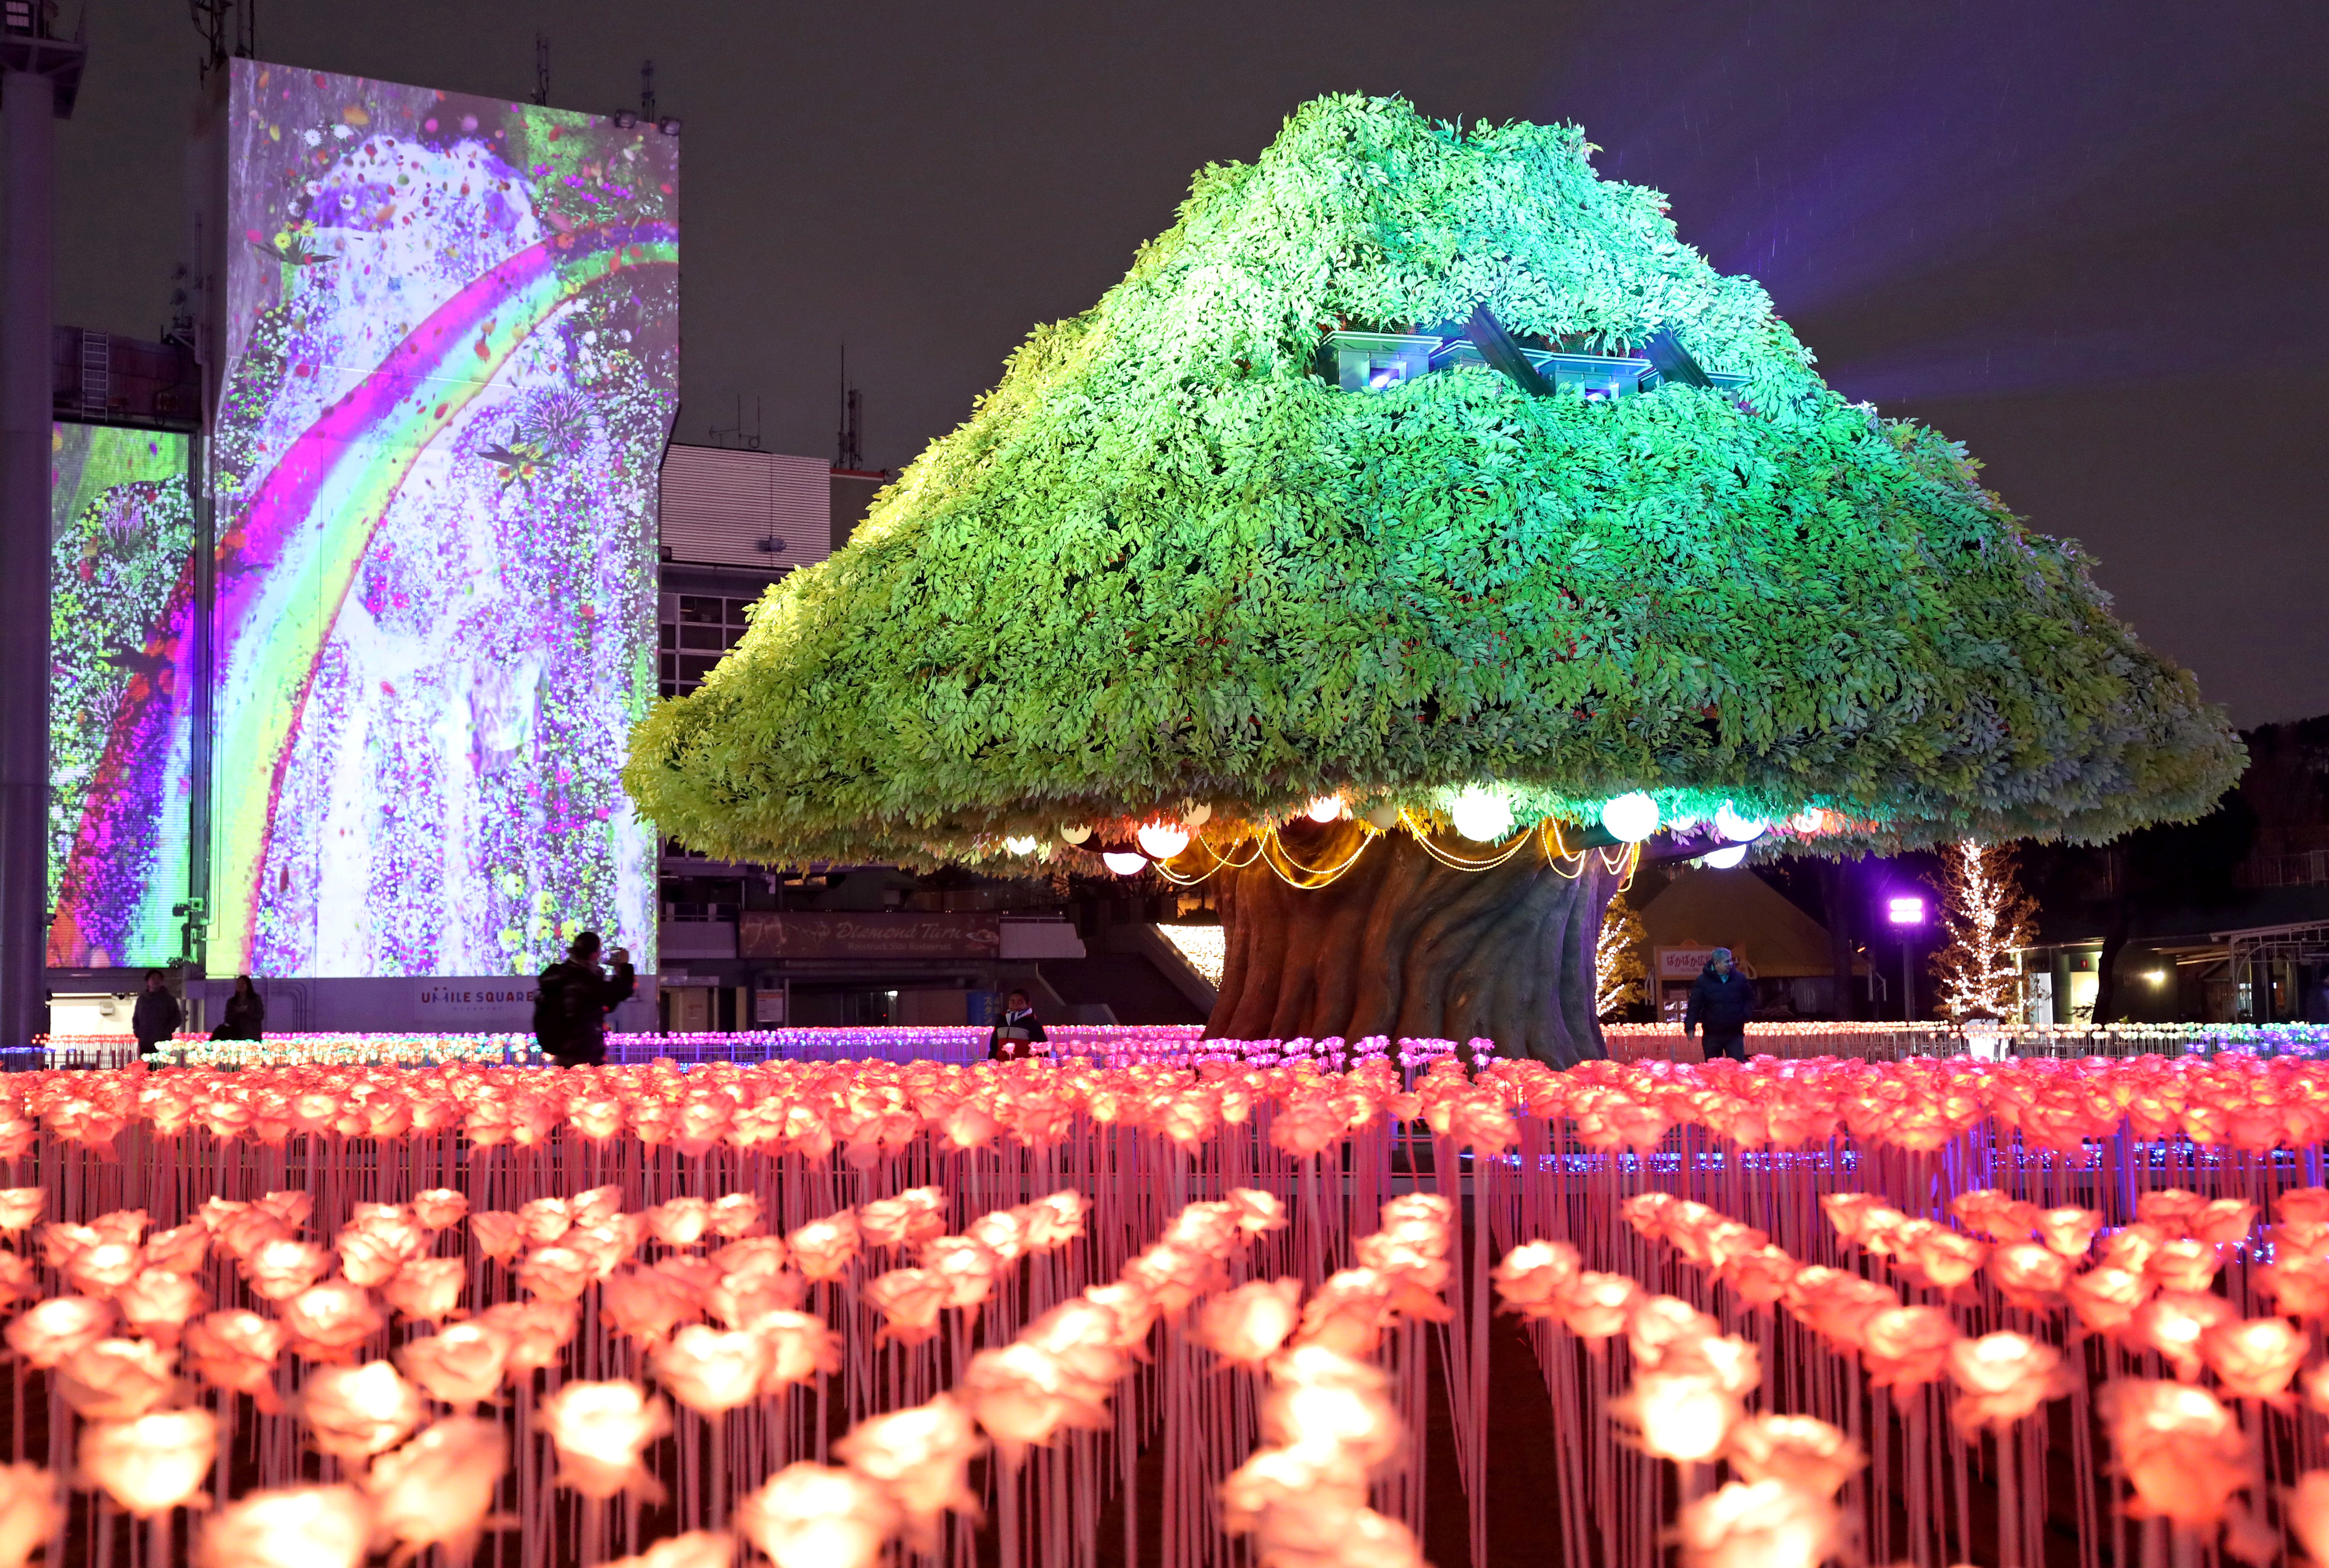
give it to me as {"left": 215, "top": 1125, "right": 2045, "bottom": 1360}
{"left": 1885, "top": 895, "right": 1926, "bottom": 1022}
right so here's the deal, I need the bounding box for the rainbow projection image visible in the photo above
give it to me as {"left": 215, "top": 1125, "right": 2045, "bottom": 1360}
{"left": 47, "top": 424, "right": 196, "bottom": 970}
{"left": 208, "top": 61, "right": 675, "bottom": 977}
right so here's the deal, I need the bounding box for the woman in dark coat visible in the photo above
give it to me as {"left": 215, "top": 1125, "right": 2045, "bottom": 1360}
{"left": 213, "top": 975, "right": 266, "bottom": 1041}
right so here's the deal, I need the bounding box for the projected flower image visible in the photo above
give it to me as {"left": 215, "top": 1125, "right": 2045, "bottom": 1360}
{"left": 45, "top": 424, "right": 195, "bottom": 969}
{"left": 199, "top": 62, "right": 677, "bottom": 976}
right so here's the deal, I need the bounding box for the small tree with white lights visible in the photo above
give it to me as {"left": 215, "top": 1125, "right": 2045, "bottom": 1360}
{"left": 1596, "top": 896, "right": 1648, "bottom": 1020}
{"left": 1930, "top": 841, "right": 2038, "bottom": 1021}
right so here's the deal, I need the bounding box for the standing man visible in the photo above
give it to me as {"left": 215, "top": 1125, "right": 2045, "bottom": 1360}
{"left": 131, "top": 969, "right": 182, "bottom": 1061}
{"left": 1684, "top": 947, "right": 1755, "bottom": 1063}
{"left": 987, "top": 989, "right": 1047, "bottom": 1061}
{"left": 535, "top": 932, "right": 634, "bottom": 1068}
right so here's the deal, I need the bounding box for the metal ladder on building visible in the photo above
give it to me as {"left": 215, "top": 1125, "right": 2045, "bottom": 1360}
{"left": 79, "top": 330, "right": 108, "bottom": 416}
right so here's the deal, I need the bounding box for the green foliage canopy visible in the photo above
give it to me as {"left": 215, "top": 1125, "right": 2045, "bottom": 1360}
{"left": 627, "top": 95, "right": 2241, "bottom": 868}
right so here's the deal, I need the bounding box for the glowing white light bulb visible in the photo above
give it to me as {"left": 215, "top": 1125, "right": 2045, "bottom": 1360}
{"left": 1599, "top": 792, "right": 1660, "bottom": 843}
{"left": 1101, "top": 852, "right": 1148, "bottom": 877}
{"left": 1058, "top": 824, "right": 1091, "bottom": 845}
{"left": 1003, "top": 836, "right": 1038, "bottom": 856}
{"left": 1788, "top": 808, "right": 1827, "bottom": 834}
{"left": 1712, "top": 804, "right": 1768, "bottom": 843}
{"left": 1135, "top": 822, "right": 1190, "bottom": 859}
{"left": 1449, "top": 785, "right": 1514, "bottom": 843}
{"left": 1700, "top": 844, "right": 1750, "bottom": 869}
{"left": 1304, "top": 796, "right": 1344, "bottom": 824}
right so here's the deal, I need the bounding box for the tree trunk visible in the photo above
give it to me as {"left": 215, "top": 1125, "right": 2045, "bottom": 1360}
{"left": 1821, "top": 860, "right": 1859, "bottom": 1021}
{"left": 1208, "top": 822, "right": 1620, "bottom": 1066}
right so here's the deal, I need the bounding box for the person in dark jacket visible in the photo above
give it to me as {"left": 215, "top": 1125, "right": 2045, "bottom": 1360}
{"left": 131, "top": 971, "right": 182, "bottom": 1060}
{"left": 1684, "top": 948, "right": 1755, "bottom": 1062}
{"left": 989, "top": 990, "right": 1047, "bottom": 1061}
{"left": 536, "top": 932, "right": 635, "bottom": 1068}
{"left": 211, "top": 975, "right": 266, "bottom": 1042}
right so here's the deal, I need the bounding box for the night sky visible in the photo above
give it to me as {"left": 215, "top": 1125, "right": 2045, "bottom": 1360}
{"left": 44, "top": 0, "right": 2329, "bottom": 727}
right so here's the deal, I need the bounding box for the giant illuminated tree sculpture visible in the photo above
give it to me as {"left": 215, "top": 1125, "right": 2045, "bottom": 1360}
{"left": 625, "top": 95, "right": 2240, "bottom": 1063}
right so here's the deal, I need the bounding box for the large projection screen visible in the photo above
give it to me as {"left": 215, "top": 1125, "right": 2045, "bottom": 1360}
{"left": 47, "top": 424, "right": 196, "bottom": 969}
{"left": 211, "top": 62, "right": 674, "bottom": 976}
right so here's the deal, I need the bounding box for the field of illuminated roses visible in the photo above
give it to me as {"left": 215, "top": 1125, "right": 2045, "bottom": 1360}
{"left": 5, "top": 1052, "right": 2329, "bottom": 1567}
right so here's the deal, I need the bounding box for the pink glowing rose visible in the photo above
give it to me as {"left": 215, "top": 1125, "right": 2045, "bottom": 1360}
{"left": 1220, "top": 1445, "right": 1368, "bottom": 1533}
{"left": 600, "top": 1533, "right": 736, "bottom": 1568}
{"left": 710, "top": 1192, "right": 763, "bottom": 1239}
{"left": 2034, "top": 1206, "right": 2102, "bottom": 1259}
{"left": 77, "top": 1408, "right": 217, "bottom": 1519}
{"left": 362, "top": 1417, "right": 508, "bottom": 1559}
{"left": 1019, "top": 1190, "right": 1089, "bottom": 1251}
{"left": 396, "top": 1321, "right": 512, "bottom": 1407}
{"left": 921, "top": 1236, "right": 1003, "bottom": 1312}
{"left": 516, "top": 1245, "right": 597, "bottom": 1302}
{"left": 0, "top": 1190, "right": 45, "bottom": 1232}
{"left": 195, "top": 1485, "right": 373, "bottom": 1568}
{"left": 965, "top": 1207, "right": 1031, "bottom": 1264}
{"left": 1615, "top": 1371, "right": 1742, "bottom": 1463}
{"left": 1198, "top": 1278, "right": 1304, "bottom": 1367}
{"left": 1856, "top": 1306, "right": 1959, "bottom": 1390}
{"left": 1559, "top": 1272, "right": 1645, "bottom": 1343}
{"left": 707, "top": 1268, "right": 807, "bottom": 1331}
{"left": 1224, "top": 1187, "right": 1290, "bottom": 1236}
{"left": 2200, "top": 1317, "right": 2307, "bottom": 1403}
{"left": 0, "top": 1464, "right": 59, "bottom": 1568}
{"left": 477, "top": 1298, "right": 577, "bottom": 1375}
{"left": 279, "top": 1280, "right": 386, "bottom": 1363}
{"left": 1491, "top": 1240, "right": 1581, "bottom": 1318}
{"left": 1670, "top": 1479, "right": 1839, "bottom": 1568}
{"left": 2286, "top": 1471, "right": 2329, "bottom": 1568}
{"left": 1988, "top": 1243, "right": 2072, "bottom": 1311}
{"left": 538, "top": 1381, "right": 670, "bottom": 1501}
{"left": 410, "top": 1189, "right": 469, "bottom": 1230}
{"left": 1946, "top": 1332, "right": 2076, "bottom": 1434}
{"left": 960, "top": 1344, "right": 1113, "bottom": 1457}
{"left": 6, "top": 1294, "right": 116, "bottom": 1368}
{"left": 184, "top": 1310, "right": 288, "bottom": 1405}
{"left": 1780, "top": 1268, "right": 1897, "bottom": 1351}
{"left": 653, "top": 1325, "right": 771, "bottom": 1417}
{"left": 645, "top": 1197, "right": 713, "bottom": 1248}
{"left": 299, "top": 1361, "right": 422, "bottom": 1459}
{"left": 1722, "top": 1415, "right": 1864, "bottom": 1497}
{"left": 112, "top": 1268, "right": 208, "bottom": 1347}
{"left": 60, "top": 1238, "right": 144, "bottom": 1296}
{"left": 239, "top": 1238, "right": 330, "bottom": 1302}
{"left": 378, "top": 1256, "right": 464, "bottom": 1323}
{"left": 834, "top": 1394, "right": 983, "bottom": 1548}
{"left": 469, "top": 1212, "right": 526, "bottom": 1263}
{"left": 2127, "top": 1290, "right": 2235, "bottom": 1381}
{"left": 515, "top": 1197, "right": 572, "bottom": 1248}
{"left": 756, "top": 1311, "right": 844, "bottom": 1392}
{"left": 605, "top": 1267, "right": 703, "bottom": 1350}
{"left": 787, "top": 1213, "right": 862, "bottom": 1283}
{"left": 735, "top": 1462, "right": 900, "bottom": 1568}
{"left": 2063, "top": 1265, "right": 2153, "bottom": 1334}
{"left": 334, "top": 1229, "right": 410, "bottom": 1290}
{"left": 2101, "top": 1379, "right": 2250, "bottom": 1527}
{"left": 56, "top": 1338, "right": 175, "bottom": 1420}
{"left": 143, "top": 1222, "right": 208, "bottom": 1274}
{"left": 860, "top": 1189, "right": 950, "bottom": 1251}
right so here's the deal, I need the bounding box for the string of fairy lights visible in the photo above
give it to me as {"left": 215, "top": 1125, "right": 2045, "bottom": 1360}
{"left": 1001, "top": 790, "right": 1831, "bottom": 894}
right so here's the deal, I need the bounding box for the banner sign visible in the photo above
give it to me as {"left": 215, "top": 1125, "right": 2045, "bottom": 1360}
{"left": 739, "top": 913, "right": 1002, "bottom": 961}
{"left": 1655, "top": 947, "right": 1753, "bottom": 981}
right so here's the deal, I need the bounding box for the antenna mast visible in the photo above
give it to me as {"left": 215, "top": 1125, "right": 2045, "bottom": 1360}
{"left": 836, "top": 348, "right": 863, "bottom": 470}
